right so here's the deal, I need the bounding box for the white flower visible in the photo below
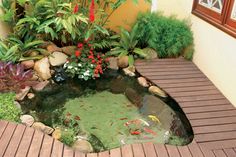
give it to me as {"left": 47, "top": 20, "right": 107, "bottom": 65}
{"left": 84, "top": 70, "right": 90, "bottom": 76}
{"left": 78, "top": 63, "right": 82, "bottom": 67}
{"left": 67, "top": 66, "right": 73, "bottom": 69}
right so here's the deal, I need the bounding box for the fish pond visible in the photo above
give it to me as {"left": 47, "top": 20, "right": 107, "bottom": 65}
{"left": 21, "top": 69, "right": 193, "bottom": 152}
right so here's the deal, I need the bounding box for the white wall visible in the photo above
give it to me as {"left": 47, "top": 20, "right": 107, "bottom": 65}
{"left": 155, "top": 0, "right": 236, "bottom": 106}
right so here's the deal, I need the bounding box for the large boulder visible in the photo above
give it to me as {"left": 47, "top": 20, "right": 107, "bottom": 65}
{"left": 20, "top": 115, "right": 35, "bottom": 127}
{"left": 148, "top": 86, "right": 167, "bottom": 98}
{"left": 52, "top": 128, "right": 62, "bottom": 140}
{"left": 21, "top": 60, "right": 35, "bottom": 69}
{"left": 34, "top": 57, "right": 51, "bottom": 80}
{"left": 108, "top": 57, "right": 118, "bottom": 70}
{"left": 122, "top": 66, "right": 135, "bottom": 77}
{"left": 47, "top": 43, "right": 62, "bottom": 53}
{"left": 117, "top": 56, "right": 129, "bottom": 68}
{"left": 72, "top": 140, "right": 93, "bottom": 153}
{"left": 49, "top": 51, "right": 68, "bottom": 66}
{"left": 32, "top": 80, "right": 49, "bottom": 91}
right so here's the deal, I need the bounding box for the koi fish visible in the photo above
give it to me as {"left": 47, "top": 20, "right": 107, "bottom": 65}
{"left": 130, "top": 131, "right": 141, "bottom": 135}
{"left": 144, "top": 127, "right": 157, "bottom": 136}
{"left": 148, "top": 115, "right": 161, "bottom": 123}
{"left": 124, "top": 119, "right": 141, "bottom": 126}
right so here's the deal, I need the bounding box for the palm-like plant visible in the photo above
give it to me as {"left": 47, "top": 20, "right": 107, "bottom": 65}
{"left": 109, "top": 24, "right": 147, "bottom": 66}
{"left": 0, "top": 41, "right": 20, "bottom": 62}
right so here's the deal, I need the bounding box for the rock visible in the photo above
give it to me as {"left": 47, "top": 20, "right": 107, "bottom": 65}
{"left": 138, "top": 77, "right": 149, "bottom": 87}
{"left": 142, "top": 48, "right": 158, "bottom": 59}
{"left": 14, "top": 101, "right": 21, "bottom": 110}
{"left": 47, "top": 43, "right": 62, "bottom": 53}
{"left": 49, "top": 51, "right": 68, "bottom": 66}
{"left": 125, "top": 88, "right": 142, "bottom": 108}
{"left": 123, "top": 66, "right": 136, "bottom": 77}
{"left": 20, "top": 115, "right": 35, "bottom": 127}
{"left": 72, "top": 140, "right": 93, "bottom": 153}
{"left": 21, "top": 60, "right": 34, "bottom": 69}
{"left": 117, "top": 56, "right": 129, "bottom": 68}
{"left": 140, "top": 95, "right": 167, "bottom": 115}
{"left": 30, "top": 72, "right": 39, "bottom": 81}
{"left": 148, "top": 86, "right": 167, "bottom": 98}
{"left": 32, "top": 122, "right": 54, "bottom": 135}
{"left": 62, "top": 46, "right": 77, "bottom": 56}
{"left": 15, "top": 86, "right": 30, "bottom": 101}
{"left": 34, "top": 57, "right": 51, "bottom": 80}
{"left": 110, "top": 76, "right": 127, "bottom": 94}
{"left": 52, "top": 66, "right": 68, "bottom": 83}
{"left": 32, "top": 80, "right": 50, "bottom": 91}
{"left": 108, "top": 57, "right": 118, "bottom": 70}
{"left": 52, "top": 128, "right": 62, "bottom": 140}
{"left": 29, "top": 51, "right": 39, "bottom": 57}
{"left": 27, "top": 93, "right": 35, "bottom": 99}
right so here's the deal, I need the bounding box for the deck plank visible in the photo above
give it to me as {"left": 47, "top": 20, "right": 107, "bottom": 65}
{"left": 213, "top": 149, "right": 227, "bottom": 157}
{"left": 27, "top": 130, "right": 44, "bottom": 157}
{"left": 87, "top": 153, "right": 98, "bottom": 157}
{"left": 195, "top": 131, "right": 236, "bottom": 142}
{"left": 98, "top": 151, "right": 109, "bottom": 157}
{"left": 15, "top": 127, "right": 35, "bottom": 157}
{"left": 187, "top": 110, "right": 236, "bottom": 120}
{"left": 4, "top": 124, "right": 26, "bottom": 157}
{"left": 177, "top": 146, "right": 192, "bottom": 157}
{"left": 190, "top": 117, "right": 236, "bottom": 127}
{"left": 51, "top": 139, "right": 63, "bottom": 157}
{"left": 39, "top": 134, "right": 54, "bottom": 157}
{"left": 132, "top": 143, "right": 145, "bottom": 157}
{"left": 63, "top": 146, "right": 74, "bottom": 157}
{"left": 75, "top": 150, "right": 86, "bottom": 157}
{"left": 154, "top": 144, "right": 169, "bottom": 157}
{"left": 110, "top": 148, "right": 121, "bottom": 157}
{"left": 0, "top": 121, "right": 8, "bottom": 138}
{"left": 121, "top": 145, "right": 133, "bottom": 157}
{"left": 187, "top": 140, "right": 204, "bottom": 157}
{"left": 193, "top": 123, "right": 236, "bottom": 134}
{"left": 223, "top": 148, "right": 236, "bottom": 157}
{"left": 166, "top": 145, "right": 181, "bottom": 157}
{"left": 142, "top": 142, "right": 157, "bottom": 157}
{"left": 0, "top": 122, "right": 17, "bottom": 157}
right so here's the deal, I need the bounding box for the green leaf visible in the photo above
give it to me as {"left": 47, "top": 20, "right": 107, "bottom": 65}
{"left": 128, "top": 55, "right": 134, "bottom": 66}
{"left": 133, "top": 48, "right": 147, "bottom": 57}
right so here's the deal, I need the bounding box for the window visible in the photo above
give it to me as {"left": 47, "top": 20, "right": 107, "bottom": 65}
{"left": 192, "top": 0, "right": 236, "bottom": 38}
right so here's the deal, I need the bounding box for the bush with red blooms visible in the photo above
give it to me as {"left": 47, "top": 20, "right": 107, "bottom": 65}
{"left": 0, "top": 62, "right": 36, "bottom": 92}
{"left": 64, "top": 40, "right": 110, "bottom": 80}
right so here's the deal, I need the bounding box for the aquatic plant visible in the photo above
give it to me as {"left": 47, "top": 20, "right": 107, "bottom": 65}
{"left": 0, "top": 92, "right": 21, "bottom": 122}
{"left": 0, "top": 62, "right": 35, "bottom": 92}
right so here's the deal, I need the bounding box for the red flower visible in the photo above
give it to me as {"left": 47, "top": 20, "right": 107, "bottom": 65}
{"left": 77, "top": 43, "right": 83, "bottom": 48}
{"left": 88, "top": 55, "right": 94, "bottom": 59}
{"left": 89, "top": 0, "right": 95, "bottom": 22}
{"left": 97, "top": 54, "right": 101, "bottom": 59}
{"left": 92, "top": 60, "right": 96, "bottom": 63}
{"left": 89, "top": 51, "right": 93, "bottom": 55}
{"left": 75, "top": 50, "right": 81, "bottom": 57}
{"left": 73, "top": 4, "right": 79, "bottom": 13}
{"left": 94, "top": 69, "right": 99, "bottom": 74}
{"left": 105, "top": 58, "right": 110, "bottom": 62}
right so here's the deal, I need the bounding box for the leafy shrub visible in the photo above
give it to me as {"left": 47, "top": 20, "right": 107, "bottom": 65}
{"left": 0, "top": 62, "right": 36, "bottom": 93}
{"left": 108, "top": 24, "right": 147, "bottom": 66}
{"left": 60, "top": 129, "right": 75, "bottom": 146}
{"left": 0, "top": 41, "right": 20, "bottom": 62}
{"left": 0, "top": 93, "right": 21, "bottom": 122}
{"left": 134, "top": 12, "right": 194, "bottom": 59}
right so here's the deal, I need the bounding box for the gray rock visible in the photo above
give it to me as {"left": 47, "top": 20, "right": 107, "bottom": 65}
{"left": 15, "top": 86, "right": 30, "bottom": 101}
{"left": 148, "top": 86, "right": 167, "bottom": 98}
{"left": 117, "top": 56, "right": 129, "bottom": 68}
{"left": 34, "top": 57, "right": 51, "bottom": 80}
{"left": 14, "top": 101, "right": 21, "bottom": 110}
{"left": 125, "top": 88, "right": 142, "bottom": 108}
{"left": 108, "top": 57, "right": 118, "bottom": 70}
{"left": 20, "top": 115, "right": 35, "bottom": 127}
{"left": 72, "top": 140, "right": 93, "bottom": 153}
{"left": 137, "top": 77, "right": 149, "bottom": 87}
{"left": 49, "top": 51, "right": 68, "bottom": 66}
{"left": 32, "top": 122, "right": 54, "bottom": 135}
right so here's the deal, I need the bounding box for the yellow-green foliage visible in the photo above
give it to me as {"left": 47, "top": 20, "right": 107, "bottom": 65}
{"left": 0, "top": 93, "right": 21, "bottom": 122}
{"left": 134, "top": 12, "right": 194, "bottom": 60}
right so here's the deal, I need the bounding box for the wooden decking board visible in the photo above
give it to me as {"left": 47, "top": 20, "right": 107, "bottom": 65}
{"left": 1, "top": 58, "right": 236, "bottom": 157}
{"left": 142, "top": 142, "right": 157, "bottom": 157}
{"left": 27, "top": 130, "right": 45, "bottom": 157}
{"left": 4, "top": 124, "right": 26, "bottom": 157}
{"left": 0, "top": 122, "right": 17, "bottom": 157}
{"left": 132, "top": 144, "right": 145, "bottom": 157}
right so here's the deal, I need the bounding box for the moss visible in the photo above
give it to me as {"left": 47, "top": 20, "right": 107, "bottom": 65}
{"left": 0, "top": 93, "right": 21, "bottom": 122}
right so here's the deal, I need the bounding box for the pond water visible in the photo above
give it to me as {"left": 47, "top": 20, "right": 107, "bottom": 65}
{"left": 21, "top": 69, "right": 193, "bottom": 152}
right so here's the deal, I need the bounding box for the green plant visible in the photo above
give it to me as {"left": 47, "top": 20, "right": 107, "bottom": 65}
{"left": 0, "top": 92, "right": 21, "bottom": 122}
{"left": 109, "top": 24, "right": 147, "bottom": 66}
{"left": 0, "top": 40, "right": 20, "bottom": 62}
{"left": 134, "top": 12, "right": 194, "bottom": 59}
{"left": 60, "top": 129, "right": 75, "bottom": 146}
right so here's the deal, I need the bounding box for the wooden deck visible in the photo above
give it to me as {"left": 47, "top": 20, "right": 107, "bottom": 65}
{"left": 1, "top": 58, "right": 236, "bottom": 157}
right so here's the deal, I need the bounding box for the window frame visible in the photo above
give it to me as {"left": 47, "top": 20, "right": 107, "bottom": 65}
{"left": 192, "top": 0, "right": 236, "bottom": 38}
